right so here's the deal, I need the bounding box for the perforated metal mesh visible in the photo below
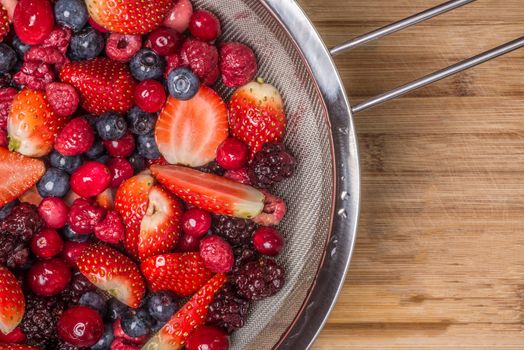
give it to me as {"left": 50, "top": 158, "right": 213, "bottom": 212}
{"left": 192, "top": 1, "right": 335, "bottom": 349}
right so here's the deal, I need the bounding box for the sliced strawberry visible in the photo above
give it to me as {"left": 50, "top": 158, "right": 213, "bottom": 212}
{"left": 7, "top": 89, "right": 67, "bottom": 157}
{"left": 76, "top": 243, "right": 146, "bottom": 308}
{"left": 59, "top": 58, "right": 136, "bottom": 115}
{"left": 85, "top": 0, "right": 173, "bottom": 35}
{"left": 229, "top": 79, "right": 287, "bottom": 157}
{"left": 140, "top": 252, "right": 214, "bottom": 296}
{"left": 138, "top": 185, "right": 182, "bottom": 261}
{"left": 96, "top": 188, "right": 115, "bottom": 210}
{"left": 0, "top": 344, "right": 40, "bottom": 350}
{"left": 155, "top": 86, "right": 228, "bottom": 167}
{"left": 0, "top": 148, "right": 45, "bottom": 206}
{"left": 143, "top": 273, "right": 227, "bottom": 350}
{"left": 151, "top": 164, "right": 265, "bottom": 219}
{"left": 0, "top": 4, "right": 9, "bottom": 43}
{"left": 114, "top": 172, "right": 154, "bottom": 259}
{"left": 0, "top": 266, "right": 25, "bottom": 335}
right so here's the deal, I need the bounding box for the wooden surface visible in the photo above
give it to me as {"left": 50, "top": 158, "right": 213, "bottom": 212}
{"left": 298, "top": 1, "right": 524, "bottom": 349}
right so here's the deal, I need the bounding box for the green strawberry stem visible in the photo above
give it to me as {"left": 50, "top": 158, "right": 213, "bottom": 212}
{"left": 8, "top": 137, "right": 20, "bottom": 152}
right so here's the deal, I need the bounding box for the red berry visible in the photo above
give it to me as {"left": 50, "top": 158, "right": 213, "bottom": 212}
{"left": 70, "top": 162, "right": 112, "bottom": 198}
{"left": 103, "top": 132, "right": 136, "bottom": 158}
{"left": 163, "top": 0, "right": 193, "bottom": 33}
{"left": 216, "top": 138, "right": 249, "bottom": 170}
{"left": 224, "top": 168, "right": 251, "bottom": 185}
{"left": 58, "top": 306, "right": 104, "bottom": 347}
{"left": 25, "top": 46, "right": 67, "bottom": 66}
{"left": 111, "top": 338, "right": 140, "bottom": 350}
{"left": 13, "top": 0, "right": 55, "bottom": 45}
{"left": 27, "top": 258, "right": 72, "bottom": 296}
{"left": 180, "top": 38, "right": 218, "bottom": 83}
{"left": 164, "top": 53, "right": 184, "bottom": 78}
{"left": 134, "top": 79, "right": 167, "bottom": 113}
{"left": 0, "top": 326, "right": 26, "bottom": 343}
{"left": 252, "top": 227, "right": 284, "bottom": 256}
{"left": 177, "top": 233, "right": 200, "bottom": 252}
{"left": 112, "top": 320, "right": 148, "bottom": 344}
{"left": 30, "top": 228, "right": 64, "bottom": 258}
{"left": 41, "top": 27, "right": 73, "bottom": 55}
{"left": 13, "top": 60, "right": 55, "bottom": 90}
{"left": 94, "top": 211, "right": 125, "bottom": 244}
{"left": 88, "top": 17, "right": 109, "bottom": 33}
{"left": 38, "top": 197, "right": 69, "bottom": 228}
{"left": 189, "top": 10, "right": 221, "bottom": 42}
{"left": 146, "top": 27, "right": 183, "bottom": 56}
{"left": 107, "top": 158, "right": 134, "bottom": 188}
{"left": 199, "top": 235, "right": 234, "bottom": 273}
{"left": 219, "top": 42, "right": 258, "bottom": 88}
{"left": 68, "top": 198, "right": 107, "bottom": 234}
{"left": 45, "top": 82, "right": 80, "bottom": 118}
{"left": 182, "top": 208, "right": 211, "bottom": 238}
{"left": 106, "top": 33, "right": 142, "bottom": 62}
{"left": 55, "top": 117, "right": 95, "bottom": 156}
{"left": 185, "top": 326, "right": 229, "bottom": 350}
{"left": 61, "top": 240, "right": 90, "bottom": 266}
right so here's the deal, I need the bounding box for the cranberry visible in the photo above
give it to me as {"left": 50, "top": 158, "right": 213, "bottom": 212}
{"left": 58, "top": 306, "right": 104, "bottom": 347}
{"left": 27, "top": 258, "right": 72, "bottom": 296}
{"left": 177, "top": 233, "right": 200, "bottom": 252}
{"left": 70, "top": 162, "right": 112, "bottom": 198}
{"left": 134, "top": 80, "right": 167, "bottom": 113}
{"left": 13, "top": 0, "right": 55, "bottom": 45}
{"left": 94, "top": 211, "right": 125, "bottom": 244}
{"left": 30, "top": 228, "right": 64, "bottom": 259}
{"left": 146, "top": 27, "right": 182, "bottom": 56}
{"left": 68, "top": 198, "right": 107, "bottom": 234}
{"left": 186, "top": 326, "right": 229, "bottom": 350}
{"left": 61, "top": 240, "right": 90, "bottom": 266}
{"left": 189, "top": 10, "right": 221, "bottom": 42}
{"left": 111, "top": 338, "right": 140, "bottom": 350}
{"left": 199, "top": 235, "right": 234, "bottom": 273}
{"left": 106, "top": 33, "right": 142, "bottom": 62}
{"left": 163, "top": 0, "right": 193, "bottom": 33}
{"left": 252, "top": 227, "right": 284, "bottom": 256}
{"left": 216, "top": 138, "right": 249, "bottom": 170}
{"left": 107, "top": 158, "right": 134, "bottom": 188}
{"left": 103, "top": 132, "right": 136, "bottom": 158}
{"left": 181, "top": 208, "right": 211, "bottom": 238}
{"left": 38, "top": 197, "right": 69, "bottom": 228}
{"left": 112, "top": 320, "right": 148, "bottom": 344}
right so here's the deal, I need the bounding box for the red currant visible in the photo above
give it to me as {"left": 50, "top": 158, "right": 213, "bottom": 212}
{"left": 70, "top": 162, "right": 112, "bottom": 198}
{"left": 106, "top": 33, "right": 142, "bottom": 62}
{"left": 134, "top": 80, "right": 167, "bottom": 113}
{"left": 189, "top": 10, "right": 221, "bottom": 42}
{"left": 27, "top": 258, "right": 72, "bottom": 296}
{"left": 185, "top": 326, "right": 229, "bottom": 350}
{"left": 216, "top": 138, "right": 249, "bottom": 170}
{"left": 58, "top": 306, "right": 104, "bottom": 347}
{"left": 147, "top": 27, "right": 183, "bottom": 56}
{"left": 182, "top": 208, "right": 212, "bottom": 238}
{"left": 103, "top": 132, "right": 136, "bottom": 158}
{"left": 107, "top": 158, "right": 134, "bottom": 188}
{"left": 30, "top": 228, "right": 64, "bottom": 259}
{"left": 13, "top": 0, "right": 55, "bottom": 45}
{"left": 61, "top": 240, "right": 90, "bottom": 267}
{"left": 252, "top": 227, "right": 284, "bottom": 256}
{"left": 38, "top": 197, "right": 69, "bottom": 228}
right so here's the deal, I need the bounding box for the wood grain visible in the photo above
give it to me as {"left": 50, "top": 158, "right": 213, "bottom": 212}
{"left": 297, "top": 0, "right": 524, "bottom": 349}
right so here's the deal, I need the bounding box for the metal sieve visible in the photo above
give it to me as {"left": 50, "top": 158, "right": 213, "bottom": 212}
{"left": 193, "top": 0, "right": 523, "bottom": 349}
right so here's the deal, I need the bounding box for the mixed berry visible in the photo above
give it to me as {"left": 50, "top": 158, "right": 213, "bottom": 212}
{"left": 0, "top": 0, "right": 297, "bottom": 349}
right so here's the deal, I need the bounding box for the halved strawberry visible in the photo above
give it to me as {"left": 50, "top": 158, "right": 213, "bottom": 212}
{"left": 0, "top": 148, "right": 45, "bottom": 206}
{"left": 140, "top": 252, "right": 214, "bottom": 296}
{"left": 76, "top": 243, "right": 146, "bottom": 308}
{"left": 155, "top": 86, "right": 228, "bottom": 167}
{"left": 59, "top": 58, "right": 136, "bottom": 115}
{"left": 114, "top": 172, "right": 154, "bottom": 259}
{"left": 138, "top": 185, "right": 182, "bottom": 261}
{"left": 151, "top": 164, "right": 265, "bottom": 219}
{"left": 85, "top": 0, "right": 173, "bottom": 35}
{"left": 229, "top": 79, "right": 287, "bottom": 157}
{"left": 0, "top": 266, "right": 24, "bottom": 335}
{"left": 0, "top": 4, "right": 9, "bottom": 43}
{"left": 0, "top": 344, "right": 39, "bottom": 350}
{"left": 142, "top": 273, "right": 227, "bottom": 350}
{"left": 7, "top": 89, "right": 67, "bottom": 157}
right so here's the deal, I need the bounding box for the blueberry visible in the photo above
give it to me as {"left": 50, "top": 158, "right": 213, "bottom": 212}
{"left": 54, "top": 0, "right": 88, "bottom": 33}
{"left": 167, "top": 67, "right": 200, "bottom": 101}
{"left": 128, "top": 152, "right": 146, "bottom": 173}
{"left": 85, "top": 138, "right": 105, "bottom": 159}
{"left": 95, "top": 154, "right": 110, "bottom": 164}
{"left": 130, "top": 49, "right": 165, "bottom": 81}
{"left": 83, "top": 114, "right": 98, "bottom": 128}
{"left": 121, "top": 307, "right": 153, "bottom": 337}
{"left": 126, "top": 106, "right": 157, "bottom": 136}
{"left": 147, "top": 292, "right": 178, "bottom": 322}
{"left": 0, "top": 44, "right": 17, "bottom": 73}
{"left": 137, "top": 133, "right": 161, "bottom": 160}
{"left": 36, "top": 168, "right": 70, "bottom": 198}
{"left": 62, "top": 225, "right": 91, "bottom": 242}
{"left": 49, "top": 151, "right": 82, "bottom": 174}
{"left": 11, "top": 36, "right": 30, "bottom": 58}
{"left": 107, "top": 298, "right": 129, "bottom": 322}
{"left": 79, "top": 291, "right": 107, "bottom": 316}
{"left": 96, "top": 112, "right": 128, "bottom": 141}
{"left": 91, "top": 323, "right": 114, "bottom": 350}
{"left": 68, "top": 27, "right": 105, "bottom": 60}
{"left": 151, "top": 319, "right": 166, "bottom": 333}
{"left": 0, "top": 200, "right": 18, "bottom": 220}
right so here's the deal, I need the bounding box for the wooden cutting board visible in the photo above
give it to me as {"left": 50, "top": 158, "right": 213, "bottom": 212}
{"left": 298, "top": 0, "right": 524, "bottom": 349}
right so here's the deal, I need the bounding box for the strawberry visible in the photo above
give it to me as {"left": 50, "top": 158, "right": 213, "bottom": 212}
{"left": 85, "top": 0, "right": 174, "bottom": 35}
{"left": 142, "top": 273, "right": 227, "bottom": 350}
{"left": 7, "top": 89, "right": 67, "bottom": 157}
{"left": 96, "top": 188, "right": 115, "bottom": 210}
{"left": 138, "top": 185, "right": 182, "bottom": 261}
{"left": 0, "top": 344, "right": 40, "bottom": 350}
{"left": 140, "top": 252, "right": 214, "bottom": 296}
{"left": 0, "top": 148, "right": 45, "bottom": 206}
{"left": 0, "top": 4, "right": 9, "bottom": 43}
{"left": 150, "top": 164, "right": 265, "bottom": 219}
{"left": 18, "top": 185, "right": 43, "bottom": 207}
{"left": 54, "top": 117, "right": 95, "bottom": 156}
{"left": 114, "top": 172, "right": 154, "bottom": 259}
{"left": 59, "top": 58, "right": 136, "bottom": 115}
{"left": 0, "top": 266, "right": 24, "bottom": 336}
{"left": 155, "top": 86, "right": 228, "bottom": 167}
{"left": 229, "top": 79, "right": 287, "bottom": 157}
{"left": 76, "top": 243, "right": 146, "bottom": 308}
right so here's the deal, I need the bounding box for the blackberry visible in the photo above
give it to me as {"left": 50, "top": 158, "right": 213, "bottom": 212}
{"left": 206, "top": 283, "right": 250, "bottom": 333}
{"left": 233, "top": 244, "right": 259, "bottom": 268}
{"left": 197, "top": 161, "right": 225, "bottom": 176}
{"left": 1, "top": 203, "right": 44, "bottom": 240}
{"left": 247, "top": 143, "right": 296, "bottom": 189}
{"left": 22, "top": 294, "right": 66, "bottom": 349}
{"left": 213, "top": 215, "right": 257, "bottom": 246}
{"left": 232, "top": 257, "right": 285, "bottom": 300}
{"left": 0, "top": 72, "right": 12, "bottom": 88}
{"left": 57, "top": 340, "right": 84, "bottom": 350}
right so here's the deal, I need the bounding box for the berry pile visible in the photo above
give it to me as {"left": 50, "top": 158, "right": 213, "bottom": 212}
{"left": 0, "top": 0, "right": 297, "bottom": 349}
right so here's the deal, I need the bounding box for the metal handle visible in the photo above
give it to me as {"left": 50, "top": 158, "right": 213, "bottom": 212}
{"left": 331, "top": 0, "right": 524, "bottom": 113}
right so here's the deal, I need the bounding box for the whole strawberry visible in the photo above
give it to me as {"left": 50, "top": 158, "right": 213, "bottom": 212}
{"left": 54, "top": 117, "right": 95, "bottom": 156}
{"left": 0, "top": 266, "right": 25, "bottom": 335}
{"left": 0, "top": 4, "right": 9, "bottom": 43}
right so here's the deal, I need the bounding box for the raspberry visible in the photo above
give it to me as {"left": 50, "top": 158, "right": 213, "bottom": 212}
{"left": 54, "top": 117, "right": 95, "bottom": 156}
{"left": 45, "top": 82, "right": 80, "bottom": 118}
{"left": 103, "top": 132, "right": 136, "bottom": 158}
{"left": 0, "top": 87, "right": 17, "bottom": 130}
{"left": 41, "top": 26, "right": 73, "bottom": 55}
{"left": 232, "top": 257, "right": 285, "bottom": 300}
{"left": 202, "top": 65, "right": 219, "bottom": 86}
{"left": 219, "top": 42, "right": 257, "bottom": 88}
{"left": 213, "top": 215, "right": 257, "bottom": 246}
{"left": 252, "top": 191, "right": 287, "bottom": 226}
{"left": 106, "top": 33, "right": 142, "bottom": 62}
{"left": 206, "top": 283, "right": 250, "bottom": 333}
{"left": 247, "top": 143, "right": 296, "bottom": 189}
{"left": 180, "top": 38, "right": 218, "bottom": 83}
{"left": 14, "top": 60, "right": 55, "bottom": 90}
{"left": 224, "top": 168, "right": 251, "bottom": 185}
{"left": 67, "top": 198, "right": 107, "bottom": 235}
{"left": 199, "top": 235, "right": 234, "bottom": 273}
{"left": 25, "top": 46, "right": 67, "bottom": 66}
{"left": 164, "top": 52, "right": 184, "bottom": 77}
{"left": 94, "top": 210, "right": 125, "bottom": 244}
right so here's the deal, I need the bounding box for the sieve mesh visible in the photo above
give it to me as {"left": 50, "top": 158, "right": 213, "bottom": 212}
{"left": 192, "top": 0, "right": 335, "bottom": 349}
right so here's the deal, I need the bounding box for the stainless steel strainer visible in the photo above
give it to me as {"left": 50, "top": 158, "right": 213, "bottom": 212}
{"left": 190, "top": 0, "right": 523, "bottom": 349}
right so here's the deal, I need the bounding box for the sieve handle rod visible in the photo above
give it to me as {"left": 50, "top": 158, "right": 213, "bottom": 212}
{"left": 330, "top": 0, "right": 475, "bottom": 56}
{"left": 351, "top": 37, "right": 524, "bottom": 114}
